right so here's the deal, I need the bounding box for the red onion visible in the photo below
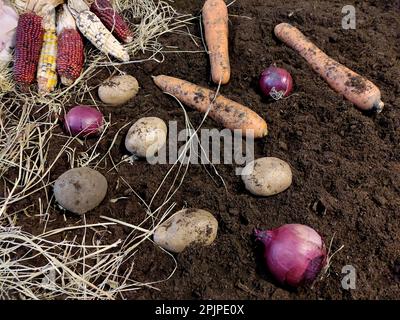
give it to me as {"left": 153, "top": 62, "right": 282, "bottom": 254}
{"left": 64, "top": 105, "right": 104, "bottom": 137}
{"left": 259, "top": 66, "right": 293, "bottom": 100}
{"left": 255, "top": 224, "right": 327, "bottom": 287}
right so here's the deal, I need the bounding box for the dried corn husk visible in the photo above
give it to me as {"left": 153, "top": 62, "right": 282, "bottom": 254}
{"left": 0, "top": 0, "right": 19, "bottom": 65}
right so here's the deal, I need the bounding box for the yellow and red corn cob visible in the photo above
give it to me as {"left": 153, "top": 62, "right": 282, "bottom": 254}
{"left": 57, "top": 4, "right": 84, "bottom": 86}
{"left": 13, "top": 12, "right": 44, "bottom": 87}
{"left": 68, "top": 0, "right": 129, "bottom": 62}
{"left": 90, "top": 0, "right": 133, "bottom": 43}
{"left": 37, "top": 6, "right": 58, "bottom": 93}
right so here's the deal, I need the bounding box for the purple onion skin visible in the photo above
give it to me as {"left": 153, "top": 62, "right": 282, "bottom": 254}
{"left": 259, "top": 66, "right": 293, "bottom": 100}
{"left": 255, "top": 224, "right": 327, "bottom": 287}
{"left": 64, "top": 105, "right": 104, "bottom": 137}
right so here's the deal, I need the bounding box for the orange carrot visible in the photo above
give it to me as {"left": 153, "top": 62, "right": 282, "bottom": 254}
{"left": 274, "top": 23, "right": 384, "bottom": 113}
{"left": 202, "top": 0, "right": 230, "bottom": 85}
{"left": 153, "top": 75, "right": 268, "bottom": 138}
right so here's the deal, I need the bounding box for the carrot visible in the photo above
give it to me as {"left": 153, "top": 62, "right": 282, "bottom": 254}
{"left": 153, "top": 75, "right": 268, "bottom": 138}
{"left": 202, "top": 0, "right": 230, "bottom": 85}
{"left": 274, "top": 23, "right": 384, "bottom": 113}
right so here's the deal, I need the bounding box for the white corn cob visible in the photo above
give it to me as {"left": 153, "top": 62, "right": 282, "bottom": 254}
{"left": 37, "top": 5, "right": 58, "bottom": 93}
{"left": 68, "top": 0, "right": 129, "bottom": 62}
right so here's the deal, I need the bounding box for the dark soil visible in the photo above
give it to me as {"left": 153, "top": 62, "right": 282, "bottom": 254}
{"left": 9, "top": 0, "right": 400, "bottom": 299}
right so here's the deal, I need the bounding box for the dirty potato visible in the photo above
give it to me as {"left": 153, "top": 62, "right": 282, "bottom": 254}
{"left": 98, "top": 74, "right": 139, "bottom": 106}
{"left": 241, "top": 157, "right": 292, "bottom": 196}
{"left": 153, "top": 208, "right": 218, "bottom": 253}
{"left": 125, "top": 117, "right": 167, "bottom": 158}
{"left": 54, "top": 167, "right": 108, "bottom": 214}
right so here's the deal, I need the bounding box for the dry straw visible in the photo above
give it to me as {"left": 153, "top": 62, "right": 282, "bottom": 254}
{"left": 0, "top": 0, "right": 218, "bottom": 299}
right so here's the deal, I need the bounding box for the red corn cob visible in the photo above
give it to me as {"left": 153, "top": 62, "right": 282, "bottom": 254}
{"left": 57, "top": 30, "right": 85, "bottom": 86}
{"left": 56, "top": 4, "right": 85, "bottom": 86}
{"left": 14, "top": 12, "right": 44, "bottom": 86}
{"left": 90, "top": 0, "right": 133, "bottom": 43}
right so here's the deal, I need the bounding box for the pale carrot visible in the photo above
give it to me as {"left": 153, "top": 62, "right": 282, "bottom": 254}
{"left": 153, "top": 75, "right": 268, "bottom": 138}
{"left": 274, "top": 23, "right": 384, "bottom": 113}
{"left": 202, "top": 0, "right": 230, "bottom": 85}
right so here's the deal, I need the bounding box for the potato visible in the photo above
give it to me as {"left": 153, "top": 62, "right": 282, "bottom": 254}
{"left": 153, "top": 208, "right": 218, "bottom": 253}
{"left": 125, "top": 117, "right": 167, "bottom": 158}
{"left": 54, "top": 167, "right": 108, "bottom": 215}
{"left": 98, "top": 75, "right": 139, "bottom": 106}
{"left": 241, "top": 157, "right": 292, "bottom": 196}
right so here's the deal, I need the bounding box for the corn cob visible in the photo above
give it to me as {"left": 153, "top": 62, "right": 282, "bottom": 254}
{"left": 13, "top": 12, "right": 44, "bottom": 86}
{"left": 56, "top": 4, "right": 84, "bottom": 86}
{"left": 37, "top": 6, "right": 58, "bottom": 93}
{"left": 13, "top": 0, "right": 63, "bottom": 88}
{"left": 68, "top": 0, "right": 129, "bottom": 62}
{"left": 90, "top": 0, "right": 133, "bottom": 43}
